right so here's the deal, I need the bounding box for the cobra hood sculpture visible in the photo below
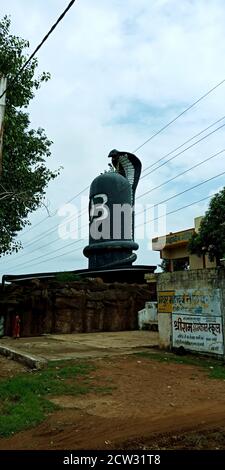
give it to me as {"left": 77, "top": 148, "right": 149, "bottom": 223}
{"left": 108, "top": 149, "right": 142, "bottom": 206}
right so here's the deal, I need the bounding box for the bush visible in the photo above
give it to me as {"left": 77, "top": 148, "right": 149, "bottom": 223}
{"left": 55, "top": 272, "right": 82, "bottom": 282}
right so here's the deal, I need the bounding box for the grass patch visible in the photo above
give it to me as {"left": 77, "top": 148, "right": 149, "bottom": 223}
{"left": 135, "top": 350, "right": 225, "bottom": 380}
{"left": 0, "top": 360, "right": 109, "bottom": 437}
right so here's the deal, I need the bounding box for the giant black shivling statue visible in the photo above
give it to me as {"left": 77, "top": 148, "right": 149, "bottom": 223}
{"left": 83, "top": 150, "right": 142, "bottom": 269}
{"left": 3, "top": 150, "right": 156, "bottom": 286}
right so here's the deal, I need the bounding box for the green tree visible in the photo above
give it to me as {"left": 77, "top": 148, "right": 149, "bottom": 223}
{"left": 158, "top": 258, "right": 189, "bottom": 272}
{"left": 188, "top": 188, "right": 225, "bottom": 265}
{"left": 158, "top": 259, "right": 170, "bottom": 272}
{"left": 0, "top": 16, "right": 59, "bottom": 255}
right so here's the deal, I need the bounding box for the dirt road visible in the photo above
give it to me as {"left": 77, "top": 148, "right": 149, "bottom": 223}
{"left": 1, "top": 353, "right": 225, "bottom": 449}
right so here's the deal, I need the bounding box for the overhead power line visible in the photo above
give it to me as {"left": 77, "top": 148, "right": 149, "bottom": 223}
{"left": 137, "top": 148, "right": 225, "bottom": 200}
{"left": 135, "top": 194, "right": 212, "bottom": 229}
{"left": 10, "top": 241, "right": 84, "bottom": 272}
{"left": 10, "top": 238, "right": 85, "bottom": 271}
{"left": 141, "top": 121, "right": 225, "bottom": 180}
{"left": 15, "top": 93, "right": 225, "bottom": 240}
{"left": 12, "top": 216, "right": 88, "bottom": 262}
{"left": 136, "top": 170, "right": 225, "bottom": 218}
{"left": 7, "top": 169, "right": 225, "bottom": 269}
{"left": 8, "top": 169, "right": 225, "bottom": 270}
{"left": 14, "top": 79, "right": 225, "bottom": 238}
{"left": 12, "top": 192, "right": 214, "bottom": 271}
{"left": 5, "top": 147, "right": 225, "bottom": 266}
{"left": 21, "top": 207, "right": 88, "bottom": 250}
{"left": 18, "top": 116, "right": 225, "bottom": 247}
{"left": 33, "top": 243, "right": 84, "bottom": 267}
{"left": 22, "top": 185, "right": 89, "bottom": 236}
{"left": 137, "top": 170, "right": 225, "bottom": 214}
{"left": 9, "top": 217, "right": 87, "bottom": 261}
{"left": 0, "top": 0, "right": 77, "bottom": 99}
{"left": 25, "top": 210, "right": 87, "bottom": 251}
{"left": 133, "top": 78, "right": 225, "bottom": 153}
{"left": 141, "top": 114, "right": 225, "bottom": 175}
{"left": 5, "top": 143, "right": 225, "bottom": 268}
{"left": 17, "top": 113, "right": 225, "bottom": 244}
{"left": 4, "top": 214, "right": 89, "bottom": 267}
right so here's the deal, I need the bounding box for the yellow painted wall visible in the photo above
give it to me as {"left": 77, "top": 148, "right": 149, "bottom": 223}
{"left": 194, "top": 216, "right": 203, "bottom": 233}
{"left": 189, "top": 253, "right": 203, "bottom": 269}
{"left": 162, "top": 245, "right": 188, "bottom": 259}
{"left": 190, "top": 254, "right": 216, "bottom": 269}
{"left": 161, "top": 246, "right": 216, "bottom": 270}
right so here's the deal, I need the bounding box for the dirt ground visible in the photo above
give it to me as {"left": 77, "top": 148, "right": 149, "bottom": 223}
{"left": 0, "top": 354, "right": 225, "bottom": 450}
{"left": 0, "top": 356, "right": 27, "bottom": 378}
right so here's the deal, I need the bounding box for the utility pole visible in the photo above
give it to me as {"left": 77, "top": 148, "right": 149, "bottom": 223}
{"left": 0, "top": 75, "right": 7, "bottom": 177}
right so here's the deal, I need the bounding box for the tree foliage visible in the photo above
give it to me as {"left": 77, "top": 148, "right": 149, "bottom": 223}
{"left": 158, "top": 258, "right": 189, "bottom": 272}
{"left": 0, "top": 16, "right": 59, "bottom": 255}
{"left": 158, "top": 259, "right": 170, "bottom": 272}
{"left": 188, "top": 188, "right": 225, "bottom": 265}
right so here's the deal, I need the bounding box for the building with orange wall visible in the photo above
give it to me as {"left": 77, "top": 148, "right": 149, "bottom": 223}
{"left": 152, "top": 216, "right": 216, "bottom": 272}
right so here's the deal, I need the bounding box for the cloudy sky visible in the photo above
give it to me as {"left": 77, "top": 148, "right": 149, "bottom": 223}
{"left": 1, "top": 0, "right": 225, "bottom": 278}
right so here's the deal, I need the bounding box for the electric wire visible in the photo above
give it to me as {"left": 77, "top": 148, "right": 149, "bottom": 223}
{"left": 9, "top": 169, "right": 225, "bottom": 270}
{"left": 11, "top": 238, "right": 85, "bottom": 271}
{"left": 15, "top": 215, "right": 88, "bottom": 259}
{"left": 132, "top": 78, "right": 225, "bottom": 153}
{"left": 17, "top": 170, "right": 225, "bottom": 263}
{"left": 21, "top": 207, "right": 88, "bottom": 250}
{"left": 141, "top": 114, "right": 225, "bottom": 174}
{"left": 135, "top": 194, "right": 212, "bottom": 228}
{"left": 5, "top": 149, "right": 225, "bottom": 268}
{"left": 1, "top": 0, "right": 225, "bottom": 246}
{"left": 135, "top": 170, "right": 225, "bottom": 218}
{"left": 136, "top": 148, "right": 225, "bottom": 200}
{"left": 17, "top": 115, "right": 225, "bottom": 246}
{"left": 22, "top": 185, "right": 89, "bottom": 236}
{"left": 11, "top": 243, "right": 84, "bottom": 271}
{"left": 141, "top": 120, "right": 225, "bottom": 180}
{"left": 12, "top": 193, "right": 215, "bottom": 270}
{"left": 15, "top": 102, "right": 225, "bottom": 238}
{"left": 0, "top": 0, "right": 77, "bottom": 99}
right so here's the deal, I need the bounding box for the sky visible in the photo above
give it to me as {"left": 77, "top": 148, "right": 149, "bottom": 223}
{"left": 1, "top": 0, "right": 225, "bottom": 278}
